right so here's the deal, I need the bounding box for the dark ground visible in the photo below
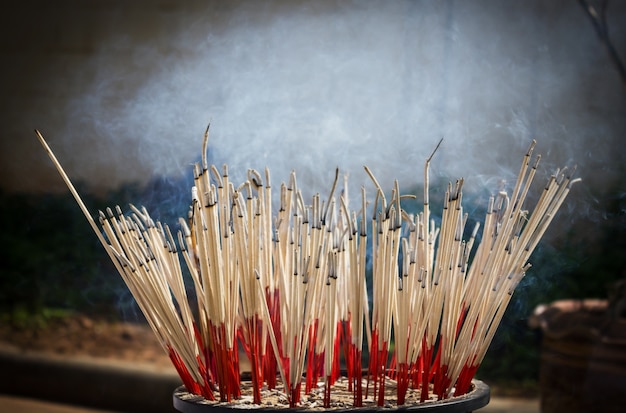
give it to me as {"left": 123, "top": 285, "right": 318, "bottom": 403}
{"left": 0, "top": 312, "right": 172, "bottom": 368}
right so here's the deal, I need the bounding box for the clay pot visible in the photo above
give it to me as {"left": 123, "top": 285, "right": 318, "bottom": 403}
{"left": 530, "top": 299, "right": 626, "bottom": 413}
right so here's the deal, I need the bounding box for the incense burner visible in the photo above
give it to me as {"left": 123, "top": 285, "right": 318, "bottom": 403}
{"left": 172, "top": 378, "right": 490, "bottom": 413}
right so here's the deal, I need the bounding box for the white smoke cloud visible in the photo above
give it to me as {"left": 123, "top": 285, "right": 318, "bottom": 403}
{"left": 6, "top": 0, "right": 626, "bottom": 215}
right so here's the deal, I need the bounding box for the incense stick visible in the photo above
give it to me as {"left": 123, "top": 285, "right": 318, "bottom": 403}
{"left": 36, "top": 129, "right": 578, "bottom": 407}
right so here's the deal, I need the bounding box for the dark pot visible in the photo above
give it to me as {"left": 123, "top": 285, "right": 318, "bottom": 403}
{"left": 530, "top": 299, "right": 626, "bottom": 413}
{"left": 173, "top": 380, "right": 489, "bottom": 413}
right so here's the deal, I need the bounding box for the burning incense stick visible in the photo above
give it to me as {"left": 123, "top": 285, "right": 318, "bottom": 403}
{"left": 36, "top": 129, "right": 578, "bottom": 408}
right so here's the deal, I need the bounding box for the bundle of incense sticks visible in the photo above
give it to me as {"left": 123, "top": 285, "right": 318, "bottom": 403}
{"left": 36, "top": 129, "right": 579, "bottom": 408}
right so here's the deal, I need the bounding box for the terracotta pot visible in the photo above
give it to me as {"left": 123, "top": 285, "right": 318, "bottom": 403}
{"left": 530, "top": 299, "right": 626, "bottom": 413}
{"left": 173, "top": 380, "right": 490, "bottom": 413}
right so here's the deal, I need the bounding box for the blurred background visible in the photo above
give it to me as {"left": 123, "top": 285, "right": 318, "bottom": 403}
{"left": 0, "top": 0, "right": 625, "bottom": 408}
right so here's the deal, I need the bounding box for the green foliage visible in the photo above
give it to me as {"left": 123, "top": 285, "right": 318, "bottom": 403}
{"left": 0, "top": 306, "right": 74, "bottom": 329}
{"left": 0, "top": 187, "right": 130, "bottom": 316}
{"left": 0, "top": 173, "right": 194, "bottom": 320}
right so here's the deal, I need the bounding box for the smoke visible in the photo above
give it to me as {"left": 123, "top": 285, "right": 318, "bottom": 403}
{"left": 3, "top": 0, "right": 626, "bottom": 232}
{"left": 1, "top": 0, "right": 626, "bottom": 245}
